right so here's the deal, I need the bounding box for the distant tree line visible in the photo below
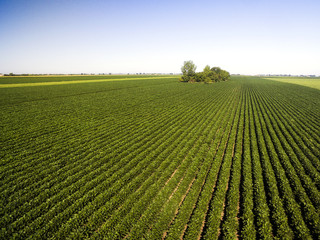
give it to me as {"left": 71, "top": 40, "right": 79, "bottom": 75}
{"left": 179, "top": 60, "right": 230, "bottom": 83}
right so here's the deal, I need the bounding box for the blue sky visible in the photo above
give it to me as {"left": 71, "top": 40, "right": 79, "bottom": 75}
{"left": 0, "top": 0, "right": 319, "bottom": 75}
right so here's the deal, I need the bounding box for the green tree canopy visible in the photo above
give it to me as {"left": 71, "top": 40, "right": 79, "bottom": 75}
{"left": 203, "top": 65, "right": 211, "bottom": 75}
{"left": 181, "top": 60, "right": 197, "bottom": 76}
{"left": 180, "top": 61, "right": 230, "bottom": 83}
{"left": 180, "top": 60, "right": 197, "bottom": 82}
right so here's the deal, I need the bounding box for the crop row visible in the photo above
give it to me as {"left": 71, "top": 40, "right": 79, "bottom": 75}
{"left": 2, "top": 86, "right": 219, "bottom": 239}
{"left": 1, "top": 76, "right": 319, "bottom": 239}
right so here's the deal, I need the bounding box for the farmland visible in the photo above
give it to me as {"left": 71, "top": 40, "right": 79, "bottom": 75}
{"left": 265, "top": 77, "right": 320, "bottom": 90}
{"left": 0, "top": 75, "right": 319, "bottom": 239}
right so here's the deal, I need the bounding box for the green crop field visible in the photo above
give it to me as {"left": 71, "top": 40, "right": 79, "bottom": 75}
{"left": 1, "top": 75, "right": 319, "bottom": 239}
{"left": 264, "top": 77, "right": 320, "bottom": 90}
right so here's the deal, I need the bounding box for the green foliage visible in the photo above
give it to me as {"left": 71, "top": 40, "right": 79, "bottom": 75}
{"left": 265, "top": 77, "right": 320, "bottom": 90}
{"left": 180, "top": 61, "right": 230, "bottom": 83}
{"left": 180, "top": 60, "right": 197, "bottom": 80}
{"left": 1, "top": 75, "right": 319, "bottom": 239}
{"left": 203, "top": 65, "right": 211, "bottom": 75}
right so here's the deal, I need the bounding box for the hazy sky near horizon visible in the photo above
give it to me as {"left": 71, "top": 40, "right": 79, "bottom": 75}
{"left": 1, "top": 0, "right": 319, "bottom": 75}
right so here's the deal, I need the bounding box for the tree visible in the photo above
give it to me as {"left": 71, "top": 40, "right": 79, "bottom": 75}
{"left": 220, "top": 70, "right": 230, "bottom": 81}
{"left": 180, "top": 60, "right": 197, "bottom": 82}
{"left": 203, "top": 65, "right": 211, "bottom": 75}
{"left": 194, "top": 72, "right": 205, "bottom": 82}
{"left": 179, "top": 60, "right": 230, "bottom": 83}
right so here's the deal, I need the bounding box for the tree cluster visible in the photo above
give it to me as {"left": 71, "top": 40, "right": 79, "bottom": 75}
{"left": 179, "top": 60, "right": 230, "bottom": 83}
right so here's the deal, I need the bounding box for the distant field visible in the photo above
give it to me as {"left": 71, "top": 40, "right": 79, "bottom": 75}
{"left": 0, "top": 75, "right": 174, "bottom": 88}
{"left": 264, "top": 77, "right": 320, "bottom": 90}
{"left": 1, "top": 76, "right": 319, "bottom": 239}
